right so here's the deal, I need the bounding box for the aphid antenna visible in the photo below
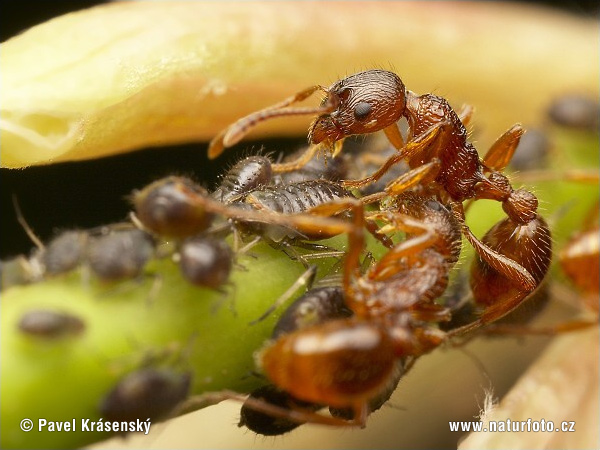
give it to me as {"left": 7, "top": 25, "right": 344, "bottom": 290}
{"left": 12, "top": 194, "right": 45, "bottom": 251}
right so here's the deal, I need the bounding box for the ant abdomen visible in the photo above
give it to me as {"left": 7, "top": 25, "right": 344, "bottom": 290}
{"left": 212, "top": 155, "right": 273, "bottom": 204}
{"left": 469, "top": 215, "right": 552, "bottom": 308}
{"left": 258, "top": 319, "right": 396, "bottom": 408}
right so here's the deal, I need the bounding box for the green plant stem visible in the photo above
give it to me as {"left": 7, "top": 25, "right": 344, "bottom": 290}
{"left": 1, "top": 128, "right": 597, "bottom": 450}
{"left": 1, "top": 238, "right": 347, "bottom": 449}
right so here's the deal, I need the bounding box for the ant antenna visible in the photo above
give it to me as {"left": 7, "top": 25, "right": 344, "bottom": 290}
{"left": 208, "top": 85, "right": 333, "bottom": 159}
{"left": 12, "top": 195, "right": 45, "bottom": 251}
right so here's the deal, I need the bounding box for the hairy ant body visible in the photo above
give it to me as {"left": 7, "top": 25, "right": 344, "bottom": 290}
{"left": 196, "top": 77, "right": 557, "bottom": 422}
{"left": 187, "top": 192, "right": 464, "bottom": 427}
{"left": 209, "top": 69, "right": 552, "bottom": 329}
{"left": 240, "top": 285, "right": 350, "bottom": 435}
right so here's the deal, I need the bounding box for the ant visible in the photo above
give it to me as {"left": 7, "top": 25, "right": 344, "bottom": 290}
{"left": 184, "top": 192, "right": 494, "bottom": 427}
{"left": 208, "top": 69, "right": 552, "bottom": 331}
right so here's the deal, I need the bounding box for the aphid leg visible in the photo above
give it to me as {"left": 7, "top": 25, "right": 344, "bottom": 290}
{"left": 12, "top": 195, "right": 45, "bottom": 251}
{"left": 250, "top": 265, "right": 317, "bottom": 325}
{"left": 274, "top": 242, "right": 313, "bottom": 268}
{"left": 180, "top": 390, "right": 363, "bottom": 427}
{"left": 145, "top": 272, "right": 164, "bottom": 307}
{"left": 383, "top": 123, "right": 405, "bottom": 150}
{"left": 343, "top": 121, "right": 451, "bottom": 189}
{"left": 237, "top": 235, "right": 262, "bottom": 255}
{"left": 482, "top": 124, "right": 524, "bottom": 171}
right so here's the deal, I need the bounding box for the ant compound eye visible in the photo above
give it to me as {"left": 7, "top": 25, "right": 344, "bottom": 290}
{"left": 353, "top": 102, "right": 372, "bottom": 120}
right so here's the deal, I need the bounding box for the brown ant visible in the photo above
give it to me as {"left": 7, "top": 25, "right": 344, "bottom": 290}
{"left": 183, "top": 192, "right": 470, "bottom": 427}
{"left": 209, "top": 69, "right": 552, "bottom": 329}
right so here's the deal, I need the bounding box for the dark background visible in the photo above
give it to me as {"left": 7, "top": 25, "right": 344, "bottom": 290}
{"left": 1, "top": 1, "right": 598, "bottom": 258}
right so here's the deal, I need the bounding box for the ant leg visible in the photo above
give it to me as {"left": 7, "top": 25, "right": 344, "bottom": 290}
{"left": 343, "top": 121, "right": 451, "bottom": 189}
{"left": 250, "top": 265, "right": 317, "bottom": 324}
{"left": 512, "top": 169, "right": 599, "bottom": 185}
{"left": 410, "top": 304, "right": 452, "bottom": 322}
{"left": 451, "top": 202, "right": 537, "bottom": 292}
{"left": 359, "top": 159, "right": 442, "bottom": 208}
{"left": 445, "top": 281, "right": 588, "bottom": 337}
{"left": 272, "top": 143, "right": 322, "bottom": 173}
{"left": 384, "top": 159, "right": 441, "bottom": 196}
{"left": 368, "top": 215, "right": 437, "bottom": 279}
{"left": 364, "top": 219, "right": 394, "bottom": 249}
{"left": 482, "top": 124, "right": 524, "bottom": 171}
{"left": 383, "top": 123, "right": 405, "bottom": 150}
{"left": 480, "top": 319, "right": 598, "bottom": 336}
{"left": 458, "top": 104, "right": 475, "bottom": 126}
{"left": 208, "top": 85, "right": 329, "bottom": 158}
{"left": 180, "top": 390, "right": 364, "bottom": 427}
{"left": 200, "top": 194, "right": 354, "bottom": 237}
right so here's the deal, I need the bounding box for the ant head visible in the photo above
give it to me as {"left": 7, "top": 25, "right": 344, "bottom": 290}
{"left": 308, "top": 70, "right": 407, "bottom": 146}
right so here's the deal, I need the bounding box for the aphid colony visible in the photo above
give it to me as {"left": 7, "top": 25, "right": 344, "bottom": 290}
{"left": 4, "top": 69, "right": 597, "bottom": 435}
